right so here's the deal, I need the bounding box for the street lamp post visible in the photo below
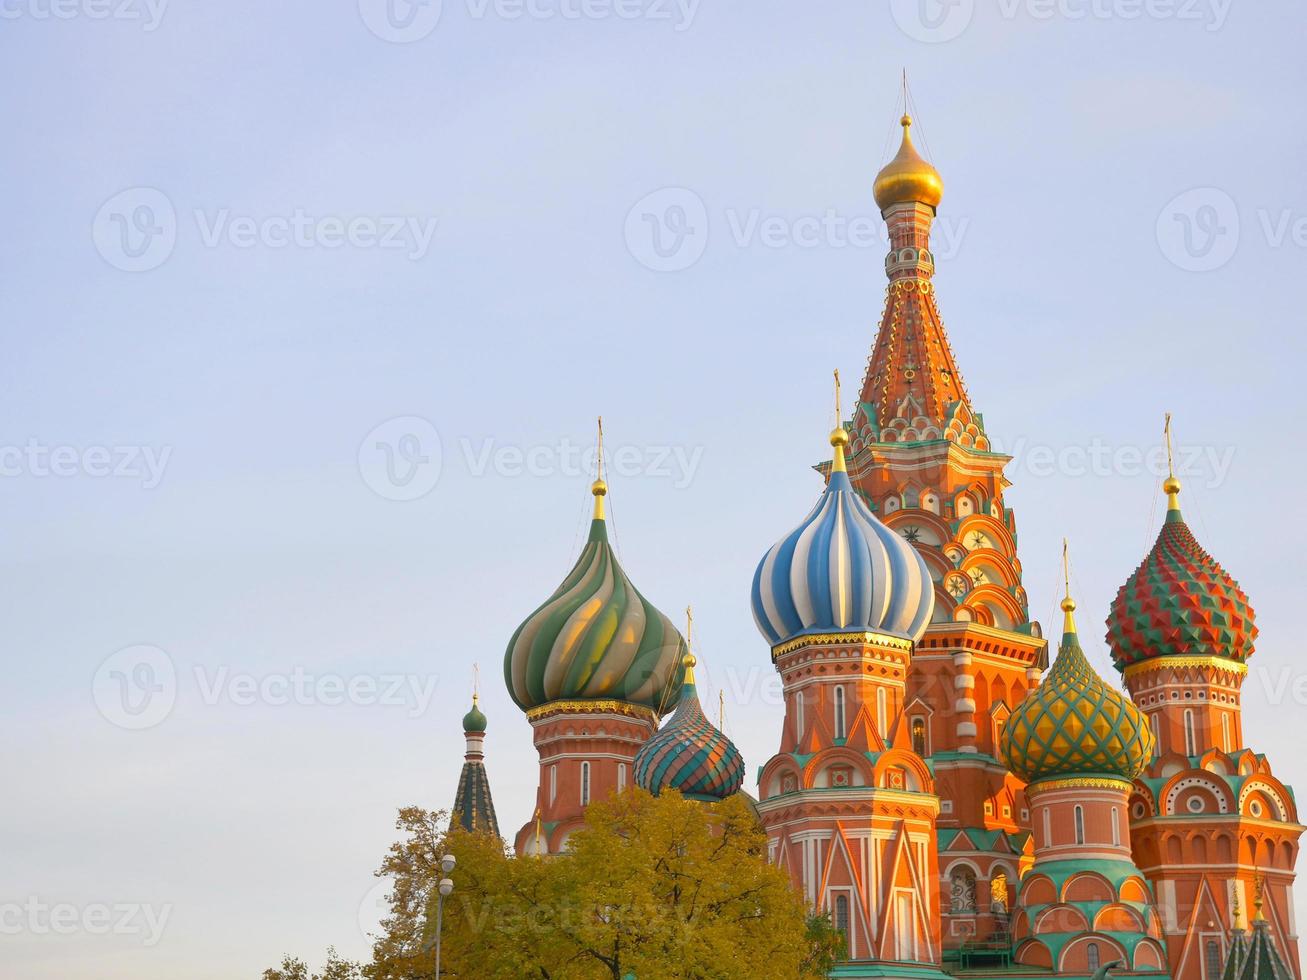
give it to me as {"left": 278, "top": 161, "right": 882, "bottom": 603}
{"left": 434, "top": 853, "right": 455, "bottom": 977}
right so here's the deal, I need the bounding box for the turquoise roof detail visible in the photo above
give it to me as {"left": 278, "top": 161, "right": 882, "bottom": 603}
{"left": 633, "top": 670, "right": 744, "bottom": 802}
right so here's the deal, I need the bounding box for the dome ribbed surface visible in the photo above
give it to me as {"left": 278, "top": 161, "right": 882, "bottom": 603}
{"left": 633, "top": 679, "right": 744, "bottom": 801}
{"left": 504, "top": 516, "right": 685, "bottom": 713}
{"left": 1000, "top": 626, "right": 1154, "bottom": 784}
{"left": 1106, "top": 509, "right": 1257, "bottom": 671}
{"left": 751, "top": 466, "right": 934, "bottom": 647}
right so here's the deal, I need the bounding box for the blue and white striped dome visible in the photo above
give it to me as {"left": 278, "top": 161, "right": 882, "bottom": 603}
{"left": 750, "top": 430, "right": 935, "bottom": 647}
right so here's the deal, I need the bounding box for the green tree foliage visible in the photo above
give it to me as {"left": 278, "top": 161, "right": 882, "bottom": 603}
{"left": 262, "top": 791, "right": 842, "bottom": 979}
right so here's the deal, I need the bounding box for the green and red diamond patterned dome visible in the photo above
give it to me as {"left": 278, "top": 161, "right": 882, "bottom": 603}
{"left": 1105, "top": 484, "right": 1256, "bottom": 671}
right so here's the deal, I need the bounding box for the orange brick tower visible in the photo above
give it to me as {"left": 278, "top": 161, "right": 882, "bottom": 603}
{"left": 1107, "top": 437, "right": 1302, "bottom": 980}
{"left": 840, "top": 112, "right": 1047, "bottom": 953}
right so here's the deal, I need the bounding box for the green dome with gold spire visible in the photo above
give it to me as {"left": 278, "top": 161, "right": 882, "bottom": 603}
{"left": 1000, "top": 558, "right": 1154, "bottom": 785}
{"left": 462, "top": 694, "right": 487, "bottom": 734}
{"left": 503, "top": 423, "right": 687, "bottom": 716}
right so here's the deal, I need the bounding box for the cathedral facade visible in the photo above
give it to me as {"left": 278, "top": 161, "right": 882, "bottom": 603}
{"left": 453, "top": 111, "right": 1302, "bottom": 980}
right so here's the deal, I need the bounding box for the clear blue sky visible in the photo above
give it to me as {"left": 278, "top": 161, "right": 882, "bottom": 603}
{"left": 3, "top": 1, "right": 1305, "bottom": 976}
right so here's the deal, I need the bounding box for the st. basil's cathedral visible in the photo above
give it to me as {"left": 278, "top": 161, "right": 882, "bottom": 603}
{"left": 444, "top": 111, "right": 1302, "bottom": 980}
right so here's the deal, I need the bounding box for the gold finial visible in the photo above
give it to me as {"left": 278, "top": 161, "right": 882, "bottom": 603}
{"left": 1061, "top": 539, "right": 1078, "bottom": 635}
{"left": 683, "top": 606, "right": 697, "bottom": 684}
{"left": 719, "top": 688, "right": 725, "bottom": 730}
{"left": 830, "top": 369, "right": 849, "bottom": 473}
{"left": 1254, "top": 873, "right": 1266, "bottom": 922}
{"left": 533, "top": 807, "right": 544, "bottom": 855}
{"left": 1233, "top": 890, "right": 1245, "bottom": 931}
{"left": 1163, "top": 413, "right": 1182, "bottom": 511}
{"left": 472, "top": 663, "right": 480, "bottom": 705}
{"left": 591, "top": 416, "right": 608, "bottom": 519}
{"left": 873, "top": 95, "right": 944, "bottom": 211}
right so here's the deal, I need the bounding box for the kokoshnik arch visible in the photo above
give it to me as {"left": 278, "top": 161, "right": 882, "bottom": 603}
{"left": 441, "top": 109, "right": 1302, "bottom": 980}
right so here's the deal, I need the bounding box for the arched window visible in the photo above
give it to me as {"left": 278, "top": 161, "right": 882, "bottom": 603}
{"left": 956, "top": 872, "right": 977, "bottom": 919}
{"left": 1205, "top": 939, "right": 1222, "bottom": 980}
{"left": 877, "top": 688, "right": 888, "bottom": 740}
{"left": 1074, "top": 805, "right": 1085, "bottom": 845}
{"left": 549, "top": 764, "right": 558, "bottom": 805}
{"left": 580, "top": 761, "right": 591, "bottom": 806}
{"left": 1222, "top": 713, "right": 1233, "bottom": 752}
{"left": 834, "top": 686, "right": 847, "bottom": 740}
{"left": 1086, "top": 942, "right": 1100, "bottom": 971}
{"left": 912, "top": 717, "right": 927, "bottom": 756}
{"left": 1151, "top": 713, "right": 1161, "bottom": 758}
{"left": 834, "top": 894, "right": 851, "bottom": 952}
{"left": 617, "top": 763, "right": 627, "bottom": 793}
{"left": 990, "top": 872, "right": 1009, "bottom": 914}
{"left": 1111, "top": 807, "right": 1120, "bottom": 846}
{"left": 795, "top": 690, "right": 805, "bottom": 742}
{"left": 1184, "top": 709, "right": 1197, "bottom": 756}
{"left": 949, "top": 866, "right": 977, "bottom": 913}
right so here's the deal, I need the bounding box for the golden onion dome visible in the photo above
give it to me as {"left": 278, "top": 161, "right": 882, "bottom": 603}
{"left": 873, "top": 115, "right": 944, "bottom": 212}
{"left": 1000, "top": 594, "right": 1154, "bottom": 785}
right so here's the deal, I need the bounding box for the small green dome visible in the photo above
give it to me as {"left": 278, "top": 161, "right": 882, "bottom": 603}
{"left": 462, "top": 697, "right": 487, "bottom": 733}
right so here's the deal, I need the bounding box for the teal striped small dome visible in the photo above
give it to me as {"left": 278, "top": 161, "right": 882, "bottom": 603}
{"left": 634, "top": 656, "right": 744, "bottom": 801}
{"left": 504, "top": 491, "right": 686, "bottom": 714}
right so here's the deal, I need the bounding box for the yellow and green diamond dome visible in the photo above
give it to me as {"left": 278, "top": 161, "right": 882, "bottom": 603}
{"left": 1000, "top": 596, "right": 1154, "bottom": 784}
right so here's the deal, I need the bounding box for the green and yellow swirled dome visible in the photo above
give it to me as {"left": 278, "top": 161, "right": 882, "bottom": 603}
{"left": 504, "top": 479, "right": 686, "bottom": 715}
{"left": 1000, "top": 595, "right": 1154, "bottom": 784}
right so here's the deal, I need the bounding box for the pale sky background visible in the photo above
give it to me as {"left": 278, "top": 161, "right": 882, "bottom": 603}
{"left": 3, "top": 1, "right": 1306, "bottom": 977}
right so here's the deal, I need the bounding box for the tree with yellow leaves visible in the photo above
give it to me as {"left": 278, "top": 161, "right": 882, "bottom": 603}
{"left": 263, "top": 789, "right": 842, "bottom": 979}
